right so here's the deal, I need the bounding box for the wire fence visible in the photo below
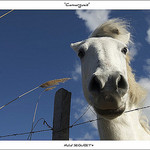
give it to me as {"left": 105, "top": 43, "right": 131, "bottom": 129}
{"left": 0, "top": 104, "right": 150, "bottom": 139}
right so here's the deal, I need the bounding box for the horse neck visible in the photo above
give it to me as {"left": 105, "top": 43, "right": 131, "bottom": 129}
{"left": 97, "top": 106, "right": 150, "bottom": 140}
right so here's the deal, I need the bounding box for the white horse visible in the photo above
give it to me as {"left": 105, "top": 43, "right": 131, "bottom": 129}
{"left": 71, "top": 18, "right": 150, "bottom": 140}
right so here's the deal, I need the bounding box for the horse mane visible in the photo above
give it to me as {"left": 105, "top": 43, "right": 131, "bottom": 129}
{"left": 90, "top": 18, "right": 150, "bottom": 134}
{"left": 90, "top": 18, "right": 131, "bottom": 45}
{"left": 126, "top": 55, "right": 150, "bottom": 134}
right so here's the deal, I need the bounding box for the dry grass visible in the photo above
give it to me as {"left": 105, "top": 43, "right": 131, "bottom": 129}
{"left": 40, "top": 78, "right": 71, "bottom": 88}
{"left": 0, "top": 77, "right": 71, "bottom": 110}
{"left": 44, "top": 86, "right": 56, "bottom": 92}
{"left": 0, "top": 10, "right": 14, "bottom": 19}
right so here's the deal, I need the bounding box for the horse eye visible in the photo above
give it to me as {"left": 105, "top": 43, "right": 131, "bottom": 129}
{"left": 78, "top": 48, "right": 85, "bottom": 58}
{"left": 121, "top": 47, "right": 128, "bottom": 55}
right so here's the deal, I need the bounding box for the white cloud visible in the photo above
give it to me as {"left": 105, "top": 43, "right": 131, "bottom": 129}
{"left": 74, "top": 104, "right": 97, "bottom": 130}
{"left": 77, "top": 132, "right": 94, "bottom": 140}
{"left": 76, "top": 10, "right": 111, "bottom": 32}
{"left": 143, "top": 59, "right": 150, "bottom": 75}
{"left": 146, "top": 28, "right": 150, "bottom": 44}
{"left": 128, "top": 42, "right": 141, "bottom": 60}
{"left": 145, "top": 17, "right": 150, "bottom": 44}
{"left": 72, "top": 96, "right": 99, "bottom": 140}
{"left": 84, "top": 106, "right": 97, "bottom": 129}
{"left": 139, "top": 78, "right": 150, "bottom": 90}
{"left": 74, "top": 97, "right": 85, "bottom": 106}
{"left": 72, "top": 61, "right": 81, "bottom": 81}
{"left": 77, "top": 130, "right": 99, "bottom": 140}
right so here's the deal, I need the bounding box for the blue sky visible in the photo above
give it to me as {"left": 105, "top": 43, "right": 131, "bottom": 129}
{"left": 1, "top": 9, "right": 150, "bottom": 141}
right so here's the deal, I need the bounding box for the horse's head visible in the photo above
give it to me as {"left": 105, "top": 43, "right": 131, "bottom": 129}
{"left": 71, "top": 19, "right": 132, "bottom": 119}
{"left": 71, "top": 37, "right": 129, "bottom": 119}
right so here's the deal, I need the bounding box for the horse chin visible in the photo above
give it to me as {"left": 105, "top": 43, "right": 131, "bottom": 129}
{"left": 94, "top": 104, "right": 126, "bottom": 120}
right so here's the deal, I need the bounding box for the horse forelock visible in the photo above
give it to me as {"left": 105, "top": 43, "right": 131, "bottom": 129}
{"left": 90, "top": 18, "right": 131, "bottom": 45}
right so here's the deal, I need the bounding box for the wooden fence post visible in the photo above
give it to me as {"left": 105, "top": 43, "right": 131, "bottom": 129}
{"left": 52, "top": 88, "right": 71, "bottom": 140}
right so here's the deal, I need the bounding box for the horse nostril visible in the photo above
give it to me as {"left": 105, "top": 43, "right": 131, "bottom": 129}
{"left": 89, "top": 75, "right": 103, "bottom": 94}
{"left": 117, "top": 75, "right": 126, "bottom": 89}
{"left": 116, "top": 75, "right": 128, "bottom": 96}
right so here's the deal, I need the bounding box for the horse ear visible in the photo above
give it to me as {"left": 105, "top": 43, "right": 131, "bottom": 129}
{"left": 70, "top": 41, "right": 82, "bottom": 53}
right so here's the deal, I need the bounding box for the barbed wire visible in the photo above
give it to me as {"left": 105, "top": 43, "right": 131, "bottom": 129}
{"left": 0, "top": 128, "right": 53, "bottom": 138}
{"left": 71, "top": 104, "right": 90, "bottom": 126}
{"left": 1, "top": 104, "right": 150, "bottom": 139}
{"left": 0, "top": 118, "right": 53, "bottom": 139}
{"left": 27, "top": 117, "right": 52, "bottom": 140}
{"left": 125, "top": 105, "right": 150, "bottom": 113}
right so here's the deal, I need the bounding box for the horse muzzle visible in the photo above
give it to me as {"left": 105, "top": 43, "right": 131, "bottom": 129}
{"left": 88, "top": 72, "right": 128, "bottom": 119}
